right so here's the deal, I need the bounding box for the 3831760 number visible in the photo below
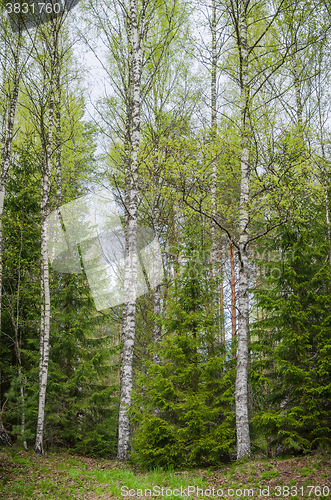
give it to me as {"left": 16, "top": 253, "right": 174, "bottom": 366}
{"left": 5, "top": 2, "right": 64, "bottom": 14}
{"left": 275, "top": 485, "right": 330, "bottom": 497}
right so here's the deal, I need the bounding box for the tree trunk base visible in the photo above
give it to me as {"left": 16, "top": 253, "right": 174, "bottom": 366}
{"left": 35, "top": 442, "right": 44, "bottom": 456}
{"left": 0, "top": 422, "right": 11, "bottom": 447}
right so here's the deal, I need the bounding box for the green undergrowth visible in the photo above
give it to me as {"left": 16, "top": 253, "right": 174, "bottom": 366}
{"left": 0, "top": 446, "right": 330, "bottom": 499}
{"left": 0, "top": 446, "right": 206, "bottom": 500}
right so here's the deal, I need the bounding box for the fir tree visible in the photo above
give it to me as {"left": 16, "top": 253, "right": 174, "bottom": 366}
{"left": 47, "top": 270, "right": 120, "bottom": 456}
{"left": 131, "top": 216, "right": 235, "bottom": 468}
{"left": 251, "top": 204, "right": 331, "bottom": 454}
{"left": 0, "top": 147, "right": 41, "bottom": 448}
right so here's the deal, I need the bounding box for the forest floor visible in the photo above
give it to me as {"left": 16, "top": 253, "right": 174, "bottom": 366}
{"left": 0, "top": 446, "right": 330, "bottom": 500}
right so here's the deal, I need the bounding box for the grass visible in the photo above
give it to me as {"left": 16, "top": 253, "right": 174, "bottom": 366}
{"left": 0, "top": 447, "right": 207, "bottom": 500}
{"left": 0, "top": 445, "right": 330, "bottom": 499}
{"left": 261, "top": 470, "right": 279, "bottom": 480}
{"left": 92, "top": 467, "right": 206, "bottom": 498}
{"left": 300, "top": 466, "right": 314, "bottom": 477}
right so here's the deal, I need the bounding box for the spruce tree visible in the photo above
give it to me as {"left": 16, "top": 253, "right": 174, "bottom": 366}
{"left": 251, "top": 204, "right": 331, "bottom": 454}
{"left": 131, "top": 215, "right": 235, "bottom": 468}
{"left": 47, "top": 270, "right": 120, "bottom": 456}
{"left": 0, "top": 147, "right": 41, "bottom": 448}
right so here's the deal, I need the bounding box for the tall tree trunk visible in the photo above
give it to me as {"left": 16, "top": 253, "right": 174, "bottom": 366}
{"left": 35, "top": 120, "right": 53, "bottom": 457}
{"left": 151, "top": 204, "right": 162, "bottom": 417}
{"left": 0, "top": 30, "right": 22, "bottom": 448}
{"left": 18, "top": 367, "right": 28, "bottom": 451}
{"left": 210, "top": 0, "right": 223, "bottom": 339}
{"left": 35, "top": 29, "right": 57, "bottom": 454}
{"left": 235, "top": 0, "right": 251, "bottom": 460}
{"left": 230, "top": 241, "right": 236, "bottom": 340}
{"left": 66, "top": 96, "right": 78, "bottom": 199}
{"left": 322, "top": 166, "right": 331, "bottom": 266}
{"left": 13, "top": 195, "right": 28, "bottom": 451}
{"left": 117, "top": 0, "right": 143, "bottom": 461}
{"left": 293, "top": 56, "right": 303, "bottom": 128}
{"left": 152, "top": 203, "right": 161, "bottom": 364}
{"left": 0, "top": 34, "right": 21, "bottom": 216}
{"left": 218, "top": 242, "right": 224, "bottom": 342}
{"left": 152, "top": 282, "right": 161, "bottom": 363}
{"left": 316, "top": 71, "right": 331, "bottom": 266}
{"left": 55, "top": 63, "right": 62, "bottom": 207}
{"left": 0, "top": 400, "right": 11, "bottom": 446}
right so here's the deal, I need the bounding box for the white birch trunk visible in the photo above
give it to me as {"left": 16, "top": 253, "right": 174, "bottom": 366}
{"left": 152, "top": 283, "right": 161, "bottom": 363}
{"left": 0, "top": 400, "right": 11, "bottom": 446}
{"left": 35, "top": 128, "right": 53, "bottom": 457}
{"left": 55, "top": 60, "right": 62, "bottom": 207}
{"left": 323, "top": 170, "right": 331, "bottom": 266}
{"left": 35, "top": 37, "right": 56, "bottom": 453}
{"left": 152, "top": 204, "right": 161, "bottom": 364}
{"left": 316, "top": 74, "right": 331, "bottom": 266}
{"left": 210, "top": 0, "right": 222, "bottom": 338}
{"left": 13, "top": 209, "right": 28, "bottom": 451}
{"left": 210, "top": 0, "right": 217, "bottom": 265}
{"left": 292, "top": 55, "right": 303, "bottom": 128}
{"left": 0, "top": 34, "right": 22, "bottom": 448}
{"left": 0, "top": 420, "right": 11, "bottom": 446}
{"left": 0, "top": 42, "right": 21, "bottom": 318}
{"left": 18, "top": 367, "right": 28, "bottom": 451}
{"left": 230, "top": 241, "right": 236, "bottom": 340}
{"left": 235, "top": 0, "right": 251, "bottom": 460}
{"left": 0, "top": 37, "right": 21, "bottom": 215}
{"left": 117, "top": 0, "right": 143, "bottom": 461}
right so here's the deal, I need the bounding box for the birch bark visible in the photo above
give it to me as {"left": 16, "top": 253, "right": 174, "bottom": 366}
{"left": 1, "top": 191, "right": 28, "bottom": 450}
{"left": 0, "top": 30, "right": 22, "bottom": 448}
{"left": 210, "top": 0, "right": 223, "bottom": 339}
{"left": 293, "top": 60, "right": 303, "bottom": 128}
{"left": 35, "top": 106, "right": 54, "bottom": 457}
{"left": 35, "top": 27, "right": 57, "bottom": 456}
{"left": 13, "top": 195, "right": 28, "bottom": 451}
{"left": 55, "top": 60, "right": 62, "bottom": 207}
{"left": 117, "top": 0, "right": 143, "bottom": 461}
{"left": 316, "top": 71, "right": 331, "bottom": 266}
{"left": 230, "top": 241, "right": 236, "bottom": 340}
{"left": 88, "top": 0, "right": 183, "bottom": 459}
{"left": 152, "top": 202, "right": 161, "bottom": 364}
{"left": 235, "top": 0, "right": 251, "bottom": 460}
{"left": 321, "top": 147, "right": 331, "bottom": 268}
{"left": 0, "top": 400, "right": 11, "bottom": 446}
{"left": 152, "top": 283, "right": 162, "bottom": 362}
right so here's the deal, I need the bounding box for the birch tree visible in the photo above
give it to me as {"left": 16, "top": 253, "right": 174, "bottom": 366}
{"left": 0, "top": 18, "right": 27, "bottom": 445}
{"left": 34, "top": 26, "right": 56, "bottom": 456}
{"left": 115, "top": 0, "right": 143, "bottom": 460}
{"left": 191, "top": 0, "right": 229, "bottom": 340}
{"left": 210, "top": 0, "right": 328, "bottom": 459}
{"left": 1, "top": 162, "right": 32, "bottom": 451}
{"left": 315, "top": 62, "right": 331, "bottom": 267}
{"left": 19, "top": 17, "right": 64, "bottom": 455}
{"left": 118, "top": 0, "right": 184, "bottom": 461}
{"left": 175, "top": 0, "right": 326, "bottom": 459}
{"left": 232, "top": 0, "right": 251, "bottom": 460}
{"left": 83, "top": 0, "right": 186, "bottom": 460}
{"left": 210, "top": 0, "right": 224, "bottom": 340}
